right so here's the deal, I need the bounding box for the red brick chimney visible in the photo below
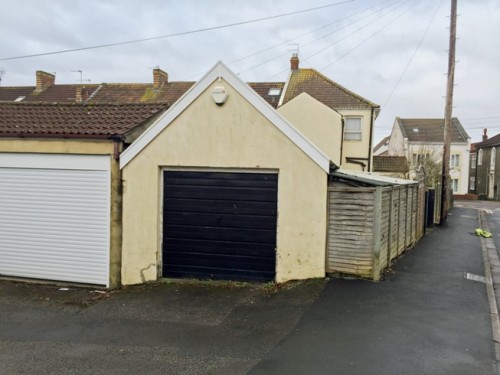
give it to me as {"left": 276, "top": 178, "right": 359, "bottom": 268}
{"left": 290, "top": 53, "right": 299, "bottom": 70}
{"left": 153, "top": 68, "right": 168, "bottom": 88}
{"left": 36, "top": 70, "right": 55, "bottom": 92}
{"left": 483, "top": 128, "right": 488, "bottom": 142}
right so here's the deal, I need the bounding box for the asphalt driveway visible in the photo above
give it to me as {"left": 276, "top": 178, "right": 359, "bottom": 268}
{"left": 0, "top": 279, "right": 325, "bottom": 375}
{"left": 0, "top": 205, "right": 497, "bottom": 374}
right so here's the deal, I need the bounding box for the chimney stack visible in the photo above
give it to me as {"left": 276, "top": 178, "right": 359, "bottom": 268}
{"left": 153, "top": 68, "right": 168, "bottom": 88}
{"left": 36, "top": 70, "right": 55, "bottom": 92}
{"left": 483, "top": 128, "right": 488, "bottom": 142}
{"left": 75, "top": 86, "right": 90, "bottom": 103}
{"left": 290, "top": 53, "right": 299, "bottom": 70}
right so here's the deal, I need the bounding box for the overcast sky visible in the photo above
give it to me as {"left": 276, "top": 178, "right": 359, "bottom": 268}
{"left": 1, "top": 0, "right": 499, "bottom": 144}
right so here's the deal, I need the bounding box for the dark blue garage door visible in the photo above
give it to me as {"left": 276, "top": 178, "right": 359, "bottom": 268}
{"left": 162, "top": 170, "right": 278, "bottom": 282}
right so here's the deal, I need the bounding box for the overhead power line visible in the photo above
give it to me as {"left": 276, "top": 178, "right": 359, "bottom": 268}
{"left": 265, "top": 0, "right": 409, "bottom": 81}
{"left": 0, "top": 0, "right": 354, "bottom": 61}
{"left": 382, "top": 0, "right": 444, "bottom": 108}
{"left": 237, "top": 0, "right": 404, "bottom": 77}
{"left": 319, "top": 0, "right": 421, "bottom": 71}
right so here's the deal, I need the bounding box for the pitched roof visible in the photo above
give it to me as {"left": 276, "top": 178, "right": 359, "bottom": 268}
{"left": 0, "top": 102, "right": 167, "bottom": 138}
{"left": 0, "top": 84, "right": 101, "bottom": 103}
{"left": 120, "top": 61, "right": 330, "bottom": 172}
{"left": 476, "top": 133, "right": 500, "bottom": 148}
{"left": 280, "top": 69, "right": 379, "bottom": 110}
{"left": 86, "top": 82, "right": 195, "bottom": 104}
{"left": 374, "top": 135, "right": 390, "bottom": 153}
{"left": 373, "top": 156, "right": 409, "bottom": 173}
{"left": 248, "top": 82, "right": 285, "bottom": 109}
{"left": 397, "top": 117, "right": 469, "bottom": 143}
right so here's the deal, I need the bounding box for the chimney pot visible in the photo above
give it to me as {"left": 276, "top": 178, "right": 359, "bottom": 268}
{"left": 290, "top": 53, "right": 299, "bottom": 70}
{"left": 483, "top": 128, "right": 488, "bottom": 142}
{"left": 153, "top": 68, "right": 168, "bottom": 88}
{"left": 36, "top": 70, "right": 55, "bottom": 92}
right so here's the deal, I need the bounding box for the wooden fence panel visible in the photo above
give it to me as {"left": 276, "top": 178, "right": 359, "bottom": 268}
{"left": 378, "top": 187, "right": 392, "bottom": 272}
{"left": 327, "top": 188, "right": 376, "bottom": 278}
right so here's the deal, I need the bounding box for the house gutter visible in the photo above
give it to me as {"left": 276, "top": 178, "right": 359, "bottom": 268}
{"left": 0, "top": 133, "right": 120, "bottom": 140}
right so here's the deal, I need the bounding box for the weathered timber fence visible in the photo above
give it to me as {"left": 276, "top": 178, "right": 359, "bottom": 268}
{"left": 326, "top": 178, "right": 425, "bottom": 281}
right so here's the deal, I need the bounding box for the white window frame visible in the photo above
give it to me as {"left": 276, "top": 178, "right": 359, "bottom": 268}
{"left": 469, "top": 176, "right": 476, "bottom": 191}
{"left": 451, "top": 178, "right": 459, "bottom": 193}
{"left": 491, "top": 147, "right": 496, "bottom": 168}
{"left": 343, "top": 117, "right": 362, "bottom": 141}
{"left": 478, "top": 149, "right": 483, "bottom": 165}
{"left": 450, "top": 154, "right": 460, "bottom": 168}
{"left": 471, "top": 154, "right": 477, "bottom": 169}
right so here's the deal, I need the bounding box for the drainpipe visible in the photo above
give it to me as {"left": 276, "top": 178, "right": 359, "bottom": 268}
{"left": 368, "top": 107, "right": 375, "bottom": 172}
{"left": 110, "top": 135, "right": 124, "bottom": 161}
{"left": 340, "top": 117, "right": 344, "bottom": 167}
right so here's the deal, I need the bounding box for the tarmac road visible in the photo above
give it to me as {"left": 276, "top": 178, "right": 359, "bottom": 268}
{"left": 0, "top": 203, "right": 497, "bottom": 374}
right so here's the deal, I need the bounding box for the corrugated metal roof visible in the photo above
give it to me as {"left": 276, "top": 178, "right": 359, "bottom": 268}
{"left": 330, "top": 168, "right": 416, "bottom": 186}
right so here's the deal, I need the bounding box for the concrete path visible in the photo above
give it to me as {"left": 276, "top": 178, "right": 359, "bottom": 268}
{"left": 251, "top": 206, "right": 496, "bottom": 374}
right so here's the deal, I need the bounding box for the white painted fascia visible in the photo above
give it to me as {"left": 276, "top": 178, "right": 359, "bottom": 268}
{"left": 120, "top": 61, "right": 330, "bottom": 173}
{"left": 277, "top": 70, "right": 292, "bottom": 108}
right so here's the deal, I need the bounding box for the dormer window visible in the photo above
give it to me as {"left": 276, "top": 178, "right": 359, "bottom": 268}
{"left": 268, "top": 88, "right": 282, "bottom": 96}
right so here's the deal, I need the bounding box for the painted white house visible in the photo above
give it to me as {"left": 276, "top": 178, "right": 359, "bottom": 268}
{"left": 387, "top": 117, "right": 471, "bottom": 194}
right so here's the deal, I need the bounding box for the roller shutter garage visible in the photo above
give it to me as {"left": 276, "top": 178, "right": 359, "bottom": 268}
{"left": 0, "top": 153, "right": 110, "bottom": 286}
{"left": 162, "top": 170, "right": 278, "bottom": 282}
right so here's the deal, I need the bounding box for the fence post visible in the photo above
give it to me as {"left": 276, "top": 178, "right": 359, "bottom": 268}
{"left": 373, "top": 187, "right": 382, "bottom": 281}
{"left": 387, "top": 187, "right": 394, "bottom": 267}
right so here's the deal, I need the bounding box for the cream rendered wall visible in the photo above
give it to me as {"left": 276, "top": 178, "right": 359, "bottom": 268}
{"left": 388, "top": 120, "right": 405, "bottom": 156}
{"left": 337, "top": 109, "right": 373, "bottom": 171}
{"left": 121, "top": 79, "right": 328, "bottom": 285}
{"left": 0, "top": 138, "right": 122, "bottom": 288}
{"left": 450, "top": 142, "right": 471, "bottom": 194}
{"left": 277, "top": 93, "right": 342, "bottom": 165}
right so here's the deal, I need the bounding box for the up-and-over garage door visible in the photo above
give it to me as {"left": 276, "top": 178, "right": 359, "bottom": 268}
{"left": 162, "top": 170, "right": 278, "bottom": 282}
{"left": 0, "top": 153, "right": 110, "bottom": 286}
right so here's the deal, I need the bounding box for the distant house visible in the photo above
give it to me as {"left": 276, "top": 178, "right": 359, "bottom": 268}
{"left": 0, "top": 55, "right": 379, "bottom": 172}
{"left": 474, "top": 131, "right": 500, "bottom": 200}
{"left": 387, "top": 117, "right": 470, "bottom": 194}
{"left": 372, "top": 155, "right": 409, "bottom": 178}
{"left": 373, "top": 135, "right": 390, "bottom": 156}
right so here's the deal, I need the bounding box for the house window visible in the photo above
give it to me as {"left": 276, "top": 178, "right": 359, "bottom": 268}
{"left": 469, "top": 176, "right": 476, "bottom": 191}
{"left": 412, "top": 153, "right": 429, "bottom": 166}
{"left": 452, "top": 179, "right": 459, "bottom": 193}
{"left": 478, "top": 149, "right": 483, "bottom": 165}
{"left": 471, "top": 154, "right": 477, "bottom": 169}
{"left": 491, "top": 147, "right": 496, "bottom": 167}
{"left": 344, "top": 117, "right": 362, "bottom": 141}
{"left": 450, "top": 154, "right": 460, "bottom": 168}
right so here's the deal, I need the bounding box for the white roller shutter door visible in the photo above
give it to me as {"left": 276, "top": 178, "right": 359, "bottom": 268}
{"left": 0, "top": 153, "right": 110, "bottom": 286}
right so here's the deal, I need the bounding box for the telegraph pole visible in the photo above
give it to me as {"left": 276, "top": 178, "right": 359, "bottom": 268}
{"left": 440, "top": 0, "right": 457, "bottom": 225}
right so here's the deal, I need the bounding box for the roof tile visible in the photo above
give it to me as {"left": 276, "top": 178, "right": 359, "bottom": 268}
{"left": 0, "top": 102, "right": 167, "bottom": 138}
{"left": 398, "top": 118, "right": 469, "bottom": 143}
{"left": 281, "top": 69, "right": 378, "bottom": 110}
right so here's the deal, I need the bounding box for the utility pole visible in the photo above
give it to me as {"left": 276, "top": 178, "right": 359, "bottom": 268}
{"left": 440, "top": 0, "right": 457, "bottom": 225}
